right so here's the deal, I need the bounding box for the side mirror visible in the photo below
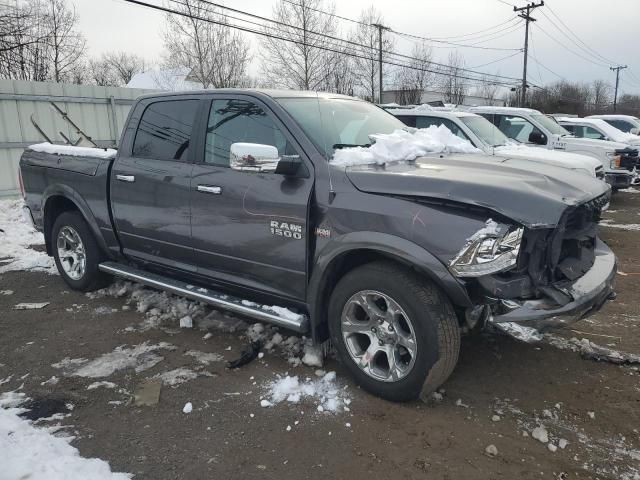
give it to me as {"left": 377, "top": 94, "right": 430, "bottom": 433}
{"left": 528, "top": 131, "right": 547, "bottom": 145}
{"left": 230, "top": 143, "right": 280, "bottom": 173}
{"left": 630, "top": 127, "right": 640, "bottom": 135}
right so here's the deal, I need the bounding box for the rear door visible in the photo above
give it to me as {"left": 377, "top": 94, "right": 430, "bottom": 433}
{"left": 111, "top": 97, "right": 201, "bottom": 269}
{"left": 189, "top": 96, "right": 314, "bottom": 301}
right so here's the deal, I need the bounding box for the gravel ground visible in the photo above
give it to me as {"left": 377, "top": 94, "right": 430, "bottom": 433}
{"left": 1, "top": 190, "right": 640, "bottom": 480}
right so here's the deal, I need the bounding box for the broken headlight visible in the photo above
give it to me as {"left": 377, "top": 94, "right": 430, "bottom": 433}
{"left": 449, "top": 226, "right": 524, "bottom": 277}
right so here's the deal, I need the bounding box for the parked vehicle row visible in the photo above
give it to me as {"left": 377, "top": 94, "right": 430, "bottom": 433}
{"left": 19, "top": 90, "right": 617, "bottom": 402}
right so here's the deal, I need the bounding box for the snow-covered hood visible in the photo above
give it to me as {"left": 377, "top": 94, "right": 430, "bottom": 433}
{"left": 344, "top": 154, "right": 610, "bottom": 228}
{"left": 555, "top": 134, "right": 632, "bottom": 153}
{"left": 493, "top": 144, "right": 601, "bottom": 175}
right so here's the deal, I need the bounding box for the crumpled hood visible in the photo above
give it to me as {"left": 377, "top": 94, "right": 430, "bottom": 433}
{"left": 344, "top": 154, "right": 610, "bottom": 228}
{"left": 493, "top": 145, "right": 602, "bottom": 173}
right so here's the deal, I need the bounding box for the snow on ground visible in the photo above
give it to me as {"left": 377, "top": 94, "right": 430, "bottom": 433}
{"left": 153, "top": 367, "right": 213, "bottom": 387}
{"left": 0, "top": 199, "right": 56, "bottom": 274}
{"left": 599, "top": 219, "right": 640, "bottom": 231}
{"left": 261, "top": 371, "right": 351, "bottom": 413}
{"left": 90, "top": 281, "right": 324, "bottom": 368}
{"left": 53, "top": 342, "right": 175, "bottom": 378}
{"left": 184, "top": 350, "right": 223, "bottom": 365}
{"left": 545, "top": 334, "right": 640, "bottom": 364}
{"left": 495, "top": 398, "right": 640, "bottom": 480}
{"left": 28, "top": 142, "right": 117, "bottom": 160}
{"left": 0, "top": 396, "right": 130, "bottom": 480}
{"left": 331, "top": 125, "right": 481, "bottom": 166}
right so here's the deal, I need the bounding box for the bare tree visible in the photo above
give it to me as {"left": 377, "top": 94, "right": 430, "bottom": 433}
{"left": 87, "top": 57, "right": 118, "bottom": 86}
{"left": 394, "top": 42, "right": 433, "bottom": 105}
{"left": 350, "top": 6, "right": 393, "bottom": 101}
{"left": 260, "top": 0, "right": 339, "bottom": 90}
{"left": 102, "top": 51, "right": 146, "bottom": 86}
{"left": 475, "top": 75, "right": 501, "bottom": 105}
{"left": 162, "top": 0, "right": 250, "bottom": 88}
{"left": 439, "top": 51, "right": 467, "bottom": 105}
{"left": 44, "top": 0, "right": 86, "bottom": 82}
{"left": 591, "top": 79, "right": 611, "bottom": 112}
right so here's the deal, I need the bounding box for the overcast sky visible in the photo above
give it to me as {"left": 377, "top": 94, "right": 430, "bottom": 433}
{"left": 75, "top": 0, "right": 640, "bottom": 94}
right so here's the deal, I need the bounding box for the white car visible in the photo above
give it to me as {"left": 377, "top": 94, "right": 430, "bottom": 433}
{"left": 556, "top": 117, "right": 640, "bottom": 148}
{"left": 470, "top": 106, "right": 636, "bottom": 190}
{"left": 387, "top": 107, "right": 604, "bottom": 179}
{"left": 586, "top": 114, "right": 640, "bottom": 135}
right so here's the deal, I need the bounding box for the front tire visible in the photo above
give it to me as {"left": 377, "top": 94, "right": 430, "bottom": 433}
{"left": 52, "top": 211, "right": 110, "bottom": 291}
{"left": 328, "top": 261, "right": 460, "bottom": 402}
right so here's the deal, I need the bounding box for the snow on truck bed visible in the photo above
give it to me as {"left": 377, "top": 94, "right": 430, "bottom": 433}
{"left": 331, "top": 125, "right": 481, "bottom": 167}
{"left": 28, "top": 142, "right": 117, "bottom": 160}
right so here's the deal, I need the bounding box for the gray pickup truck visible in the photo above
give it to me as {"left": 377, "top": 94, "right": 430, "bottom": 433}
{"left": 19, "top": 90, "right": 616, "bottom": 402}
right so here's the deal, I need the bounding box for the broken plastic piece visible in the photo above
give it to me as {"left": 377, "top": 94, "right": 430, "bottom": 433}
{"left": 226, "top": 342, "right": 261, "bottom": 369}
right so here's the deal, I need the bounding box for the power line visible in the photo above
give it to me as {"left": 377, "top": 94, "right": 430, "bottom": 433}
{"left": 533, "top": 23, "right": 609, "bottom": 68}
{"left": 168, "top": 0, "right": 524, "bottom": 84}
{"left": 121, "top": 0, "right": 522, "bottom": 88}
{"left": 471, "top": 51, "right": 521, "bottom": 69}
{"left": 544, "top": 1, "right": 619, "bottom": 67}
{"left": 389, "top": 28, "right": 521, "bottom": 52}
{"left": 427, "top": 16, "right": 520, "bottom": 41}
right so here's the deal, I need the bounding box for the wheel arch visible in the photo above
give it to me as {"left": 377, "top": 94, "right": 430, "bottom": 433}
{"left": 307, "top": 232, "right": 472, "bottom": 342}
{"left": 42, "top": 185, "right": 108, "bottom": 257}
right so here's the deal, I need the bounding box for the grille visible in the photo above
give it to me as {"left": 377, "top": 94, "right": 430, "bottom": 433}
{"left": 549, "top": 191, "right": 609, "bottom": 282}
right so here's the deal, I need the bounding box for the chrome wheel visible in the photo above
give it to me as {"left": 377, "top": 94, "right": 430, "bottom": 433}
{"left": 341, "top": 290, "right": 418, "bottom": 382}
{"left": 56, "top": 226, "right": 86, "bottom": 280}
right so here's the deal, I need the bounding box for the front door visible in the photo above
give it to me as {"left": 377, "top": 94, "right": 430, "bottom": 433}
{"left": 189, "top": 97, "right": 314, "bottom": 301}
{"left": 111, "top": 98, "right": 200, "bottom": 269}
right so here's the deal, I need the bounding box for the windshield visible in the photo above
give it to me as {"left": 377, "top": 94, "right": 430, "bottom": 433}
{"left": 459, "top": 115, "right": 510, "bottom": 147}
{"left": 276, "top": 97, "right": 405, "bottom": 158}
{"left": 531, "top": 114, "right": 570, "bottom": 136}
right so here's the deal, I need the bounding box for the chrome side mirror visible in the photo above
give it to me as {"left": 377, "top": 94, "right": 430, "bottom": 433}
{"left": 230, "top": 143, "right": 280, "bottom": 173}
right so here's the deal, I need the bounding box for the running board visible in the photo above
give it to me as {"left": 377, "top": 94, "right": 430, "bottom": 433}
{"left": 98, "top": 261, "right": 308, "bottom": 333}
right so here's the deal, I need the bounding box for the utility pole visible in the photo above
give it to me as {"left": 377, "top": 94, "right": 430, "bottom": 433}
{"left": 610, "top": 65, "right": 627, "bottom": 112}
{"left": 514, "top": 1, "right": 544, "bottom": 107}
{"left": 372, "top": 23, "right": 387, "bottom": 104}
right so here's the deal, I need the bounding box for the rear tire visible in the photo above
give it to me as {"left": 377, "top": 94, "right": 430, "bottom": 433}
{"left": 328, "top": 261, "right": 460, "bottom": 402}
{"left": 52, "top": 211, "right": 111, "bottom": 292}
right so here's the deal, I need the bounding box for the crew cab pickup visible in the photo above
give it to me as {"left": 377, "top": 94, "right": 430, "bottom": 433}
{"left": 387, "top": 107, "right": 605, "bottom": 179}
{"left": 471, "top": 106, "right": 638, "bottom": 190}
{"left": 19, "top": 90, "right": 617, "bottom": 402}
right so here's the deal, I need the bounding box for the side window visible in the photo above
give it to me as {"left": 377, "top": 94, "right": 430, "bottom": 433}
{"left": 608, "top": 120, "right": 631, "bottom": 132}
{"left": 415, "top": 117, "right": 442, "bottom": 129}
{"left": 133, "top": 99, "right": 199, "bottom": 161}
{"left": 415, "top": 117, "right": 471, "bottom": 142}
{"left": 205, "top": 99, "right": 296, "bottom": 167}
{"left": 496, "top": 115, "right": 543, "bottom": 144}
{"left": 583, "top": 126, "right": 606, "bottom": 140}
{"left": 562, "top": 124, "right": 576, "bottom": 134}
{"left": 396, "top": 115, "right": 416, "bottom": 128}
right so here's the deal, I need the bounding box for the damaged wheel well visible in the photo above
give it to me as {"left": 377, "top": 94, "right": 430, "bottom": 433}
{"left": 311, "top": 249, "right": 466, "bottom": 342}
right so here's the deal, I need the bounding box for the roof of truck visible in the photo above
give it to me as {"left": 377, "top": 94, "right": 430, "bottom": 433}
{"left": 469, "top": 106, "right": 543, "bottom": 116}
{"left": 387, "top": 108, "right": 477, "bottom": 119}
{"left": 135, "top": 88, "right": 357, "bottom": 101}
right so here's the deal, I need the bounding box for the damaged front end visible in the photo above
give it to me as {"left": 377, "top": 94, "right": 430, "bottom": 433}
{"left": 456, "top": 192, "right": 616, "bottom": 342}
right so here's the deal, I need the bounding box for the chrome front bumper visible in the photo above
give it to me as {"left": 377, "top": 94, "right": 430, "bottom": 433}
{"left": 488, "top": 239, "right": 616, "bottom": 335}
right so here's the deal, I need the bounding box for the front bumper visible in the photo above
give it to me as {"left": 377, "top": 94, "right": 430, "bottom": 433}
{"left": 605, "top": 172, "right": 632, "bottom": 189}
{"left": 488, "top": 239, "right": 616, "bottom": 332}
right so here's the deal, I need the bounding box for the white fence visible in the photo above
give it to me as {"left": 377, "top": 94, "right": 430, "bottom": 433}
{"left": 0, "top": 79, "right": 155, "bottom": 197}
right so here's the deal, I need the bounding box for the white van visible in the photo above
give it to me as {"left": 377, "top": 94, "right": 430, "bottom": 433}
{"left": 387, "top": 107, "right": 604, "bottom": 179}
{"left": 470, "top": 106, "right": 637, "bottom": 190}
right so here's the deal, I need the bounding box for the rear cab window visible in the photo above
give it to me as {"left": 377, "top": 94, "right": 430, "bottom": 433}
{"left": 132, "top": 99, "right": 200, "bottom": 161}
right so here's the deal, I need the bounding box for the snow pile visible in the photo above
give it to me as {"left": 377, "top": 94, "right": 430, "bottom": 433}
{"left": 0, "top": 199, "right": 56, "bottom": 274}
{"left": 331, "top": 125, "right": 481, "bottom": 167}
{"left": 153, "top": 367, "right": 212, "bottom": 387}
{"left": 28, "top": 142, "right": 117, "bottom": 160}
{"left": 599, "top": 219, "right": 640, "bottom": 231}
{"left": 0, "top": 407, "right": 130, "bottom": 480}
{"left": 261, "top": 371, "right": 350, "bottom": 413}
{"left": 53, "top": 342, "right": 175, "bottom": 378}
{"left": 184, "top": 350, "right": 223, "bottom": 365}
{"left": 545, "top": 334, "right": 640, "bottom": 364}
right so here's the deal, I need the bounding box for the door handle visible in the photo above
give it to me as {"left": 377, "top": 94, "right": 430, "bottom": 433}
{"left": 197, "top": 185, "right": 222, "bottom": 194}
{"left": 116, "top": 174, "right": 135, "bottom": 183}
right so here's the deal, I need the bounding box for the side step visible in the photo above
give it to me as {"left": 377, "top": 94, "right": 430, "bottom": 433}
{"left": 98, "top": 261, "right": 309, "bottom": 333}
